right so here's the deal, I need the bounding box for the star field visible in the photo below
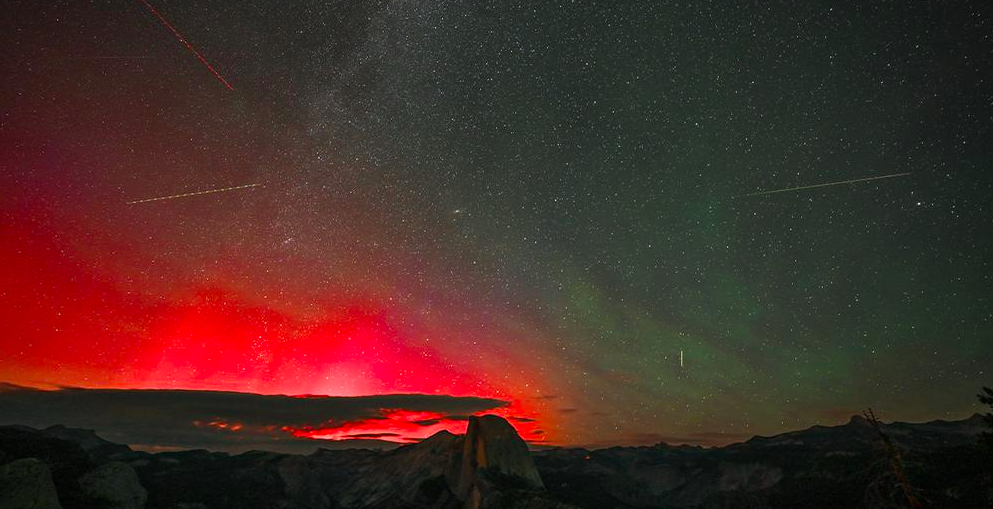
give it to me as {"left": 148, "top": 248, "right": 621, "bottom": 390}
{"left": 1, "top": 0, "right": 991, "bottom": 447}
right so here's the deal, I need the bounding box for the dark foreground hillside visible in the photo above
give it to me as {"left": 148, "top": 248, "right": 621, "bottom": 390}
{"left": 0, "top": 414, "right": 990, "bottom": 509}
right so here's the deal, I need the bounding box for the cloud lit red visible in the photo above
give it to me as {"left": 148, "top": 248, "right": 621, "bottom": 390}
{"left": 283, "top": 408, "right": 544, "bottom": 444}
{"left": 0, "top": 385, "right": 545, "bottom": 452}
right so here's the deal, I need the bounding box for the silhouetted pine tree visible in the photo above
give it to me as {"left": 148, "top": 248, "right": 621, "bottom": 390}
{"left": 978, "top": 387, "right": 993, "bottom": 454}
{"left": 976, "top": 387, "right": 993, "bottom": 508}
{"left": 862, "top": 408, "right": 923, "bottom": 509}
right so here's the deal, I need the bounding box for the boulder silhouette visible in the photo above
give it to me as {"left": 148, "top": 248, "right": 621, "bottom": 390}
{"left": 78, "top": 461, "right": 146, "bottom": 509}
{"left": 0, "top": 458, "right": 63, "bottom": 509}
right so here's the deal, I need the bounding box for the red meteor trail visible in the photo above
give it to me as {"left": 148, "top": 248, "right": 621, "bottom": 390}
{"left": 137, "top": 0, "right": 234, "bottom": 90}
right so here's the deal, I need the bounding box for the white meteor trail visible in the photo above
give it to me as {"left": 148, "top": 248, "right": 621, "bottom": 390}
{"left": 71, "top": 56, "right": 153, "bottom": 60}
{"left": 126, "top": 183, "right": 261, "bottom": 204}
{"left": 742, "top": 172, "right": 912, "bottom": 197}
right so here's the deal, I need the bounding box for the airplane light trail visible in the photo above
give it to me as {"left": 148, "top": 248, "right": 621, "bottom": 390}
{"left": 126, "top": 183, "right": 261, "bottom": 204}
{"left": 742, "top": 172, "right": 912, "bottom": 197}
{"left": 137, "top": 0, "right": 234, "bottom": 90}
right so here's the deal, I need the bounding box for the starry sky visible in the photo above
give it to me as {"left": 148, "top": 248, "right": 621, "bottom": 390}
{"left": 1, "top": 0, "right": 991, "bottom": 449}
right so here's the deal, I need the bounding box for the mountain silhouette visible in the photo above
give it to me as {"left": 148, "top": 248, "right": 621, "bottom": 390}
{"left": 0, "top": 414, "right": 989, "bottom": 509}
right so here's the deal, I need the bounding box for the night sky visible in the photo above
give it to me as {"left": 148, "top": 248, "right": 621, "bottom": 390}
{"left": 1, "top": 0, "right": 991, "bottom": 450}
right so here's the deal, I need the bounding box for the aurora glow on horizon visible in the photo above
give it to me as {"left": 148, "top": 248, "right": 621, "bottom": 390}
{"left": 1, "top": 1, "right": 990, "bottom": 451}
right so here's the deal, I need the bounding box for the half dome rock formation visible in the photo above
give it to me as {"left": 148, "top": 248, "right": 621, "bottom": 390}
{"left": 304, "top": 415, "right": 560, "bottom": 509}
{"left": 451, "top": 415, "right": 546, "bottom": 509}
{"left": 455, "top": 415, "right": 545, "bottom": 494}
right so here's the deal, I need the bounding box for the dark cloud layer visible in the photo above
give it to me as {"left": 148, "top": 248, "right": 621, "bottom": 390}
{"left": 0, "top": 384, "right": 508, "bottom": 454}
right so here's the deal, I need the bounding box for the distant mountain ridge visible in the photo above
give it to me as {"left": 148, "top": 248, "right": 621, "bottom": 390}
{"left": 534, "top": 413, "right": 990, "bottom": 508}
{"left": 736, "top": 413, "right": 986, "bottom": 450}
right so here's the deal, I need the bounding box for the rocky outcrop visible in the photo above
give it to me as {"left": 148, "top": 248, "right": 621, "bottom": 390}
{"left": 0, "top": 458, "right": 62, "bottom": 509}
{"left": 324, "top": 429, "right": 461, "bottom": 508}
{"left": 78, "top": 461, "right": 147, "bottom": 509}
{"left": 277, "top": 456, "right": 331, "bottom": 509}
{"left": 41, "top": 425, "right": 136, "bottom": 461}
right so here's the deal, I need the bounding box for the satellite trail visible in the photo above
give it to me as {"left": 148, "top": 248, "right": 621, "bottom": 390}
{"left": 137, "top": 0, "right": 234, "bottom": 90}
{"left": 742, "top": 172, "right": 912, "bottom": 197}
{"left": 126, "top": 183, "right": 261, "bottom": 204}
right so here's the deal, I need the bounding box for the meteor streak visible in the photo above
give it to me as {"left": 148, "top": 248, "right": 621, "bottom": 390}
{"left": 126, "top": 183, "right": 261, "bottom": 204}
{"left": 71, "top": 56, "right": 154, "bottom": 60}
{"left": 137, "top": 0, "right": 234, "bottom": 90}
{"left": 742, "top": 172, "right": 912, "bottom": 197}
